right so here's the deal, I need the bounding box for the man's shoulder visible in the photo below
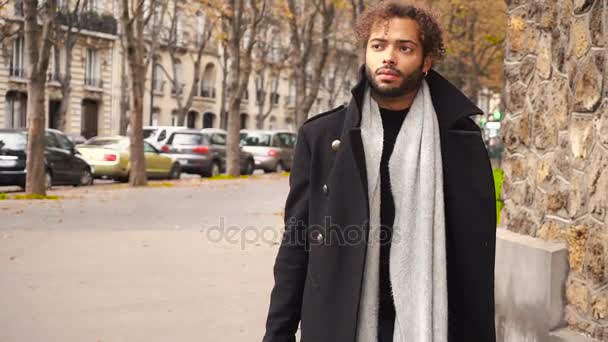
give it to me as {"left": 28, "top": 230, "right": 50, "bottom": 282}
{"left": 301, "top": 105, "right": 346, "bottom": 133}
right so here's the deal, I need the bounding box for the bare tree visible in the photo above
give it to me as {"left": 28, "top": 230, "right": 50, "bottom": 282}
{"left": 158, "top": 0, "right": 216, "bottom": 127}
{"left": 23, "top": 0, "right": 57, "bottom": 195}
{"left": 321, "top": 48, "right": 357, "bottom": 108}
{"left": 284, "top": 0, "right": 335, "bottom": 127}
{"left": 52, "top": 0, "right": 87, "bottom": 131}
{"left": 252, "top": 19, "right": 288, "bottom": 129}
{"left": 120, "top": 0, "right": 168, "bottom": 186}
{"left": 223, "top": 0, "right": 265, "bottom": 177}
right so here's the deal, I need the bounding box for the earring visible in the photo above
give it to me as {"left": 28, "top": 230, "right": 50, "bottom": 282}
{"left": 424, "top": 71, "right": 428, "bottom": 77}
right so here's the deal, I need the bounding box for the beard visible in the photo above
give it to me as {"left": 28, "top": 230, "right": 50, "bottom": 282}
{"left": 365, "top": 63, "right": 425, "bottom": 98}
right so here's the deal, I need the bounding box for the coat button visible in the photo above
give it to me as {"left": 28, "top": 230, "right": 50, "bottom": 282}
{"left": 322, "top": 184, "right": 329, "bottom": 195}
{"left": 331, "top": 139, "right": 341, "bottom": 151}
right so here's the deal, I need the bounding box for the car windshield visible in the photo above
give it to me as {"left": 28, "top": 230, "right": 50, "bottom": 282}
{"left": 82, "top": 138, "right": 129, "bottom": 150}
{"left": 143, "top": 129, "right": 156, "bottom": 139}
{"left": 240, "top": 132, "right": 271, "bottom": 147}
{"left": 0, "top": 132, "right": 27, "bottom": 151}
{"left": 171, "top": 133, "right": 205, "bottom": 145}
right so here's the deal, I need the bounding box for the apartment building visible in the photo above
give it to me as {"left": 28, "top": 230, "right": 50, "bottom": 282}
{"left": 0, "top": 0, "right": 119, "bottom": 138}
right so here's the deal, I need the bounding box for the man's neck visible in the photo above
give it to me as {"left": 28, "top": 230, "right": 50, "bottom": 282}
{"left": 371, "top": 87, "right": 419, "bottom": 111}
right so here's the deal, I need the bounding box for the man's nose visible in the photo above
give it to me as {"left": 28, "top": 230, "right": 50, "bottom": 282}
{"left": 382, "top": 46, "right": 397, "bottom": 65}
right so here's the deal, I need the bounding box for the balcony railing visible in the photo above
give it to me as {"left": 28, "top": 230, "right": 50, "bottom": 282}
{"left": 200, "top": 86, "right": 216, "bottom": 98}
{"left": 9, "top": 67, "right": 26, "bottom": 78}
{"left": 56, "top": 11, "right": 118, "bottom": 35}
{"left": 47, "top": 72, "right": 63, "bottom": 83}
{"left": 85, "top": 77, "right": 103, "bottom": 88}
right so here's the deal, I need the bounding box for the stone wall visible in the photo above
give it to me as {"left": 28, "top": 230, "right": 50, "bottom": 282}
{"left": 503, "top": 0, "right": 608, "bottom": 340}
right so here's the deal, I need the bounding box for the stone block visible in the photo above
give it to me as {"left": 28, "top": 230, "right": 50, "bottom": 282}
{"left": 496, "top": 229, "right": 569, "bottom": 342}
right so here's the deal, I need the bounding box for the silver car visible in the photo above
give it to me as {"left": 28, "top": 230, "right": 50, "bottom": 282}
{"left": 161, "top": 129, "right": 255, "bottom": 177}
{"left": 239, "top": 130, "right": 296, "bottom": 173}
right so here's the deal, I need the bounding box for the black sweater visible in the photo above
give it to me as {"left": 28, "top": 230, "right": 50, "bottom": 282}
{"left": 378, "top": 106, "right": 410, "bottom": 327}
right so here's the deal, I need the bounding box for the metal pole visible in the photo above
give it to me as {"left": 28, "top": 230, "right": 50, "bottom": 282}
{"left": 149, "top": 59, "right": 155, "bottom": 126}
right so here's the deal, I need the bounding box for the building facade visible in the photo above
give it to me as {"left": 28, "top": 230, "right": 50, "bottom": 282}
{"left": 0, "top": 0, "right": 119, "bottom": 138}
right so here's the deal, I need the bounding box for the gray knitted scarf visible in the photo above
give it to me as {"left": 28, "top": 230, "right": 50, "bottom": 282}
{"left": 356, "top": 80, "right": 448, "bottom": 342}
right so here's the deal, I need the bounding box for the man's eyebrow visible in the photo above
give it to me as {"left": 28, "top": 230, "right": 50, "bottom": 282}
{"left": 369, "top": 38, "right": 419, "bottom": 46}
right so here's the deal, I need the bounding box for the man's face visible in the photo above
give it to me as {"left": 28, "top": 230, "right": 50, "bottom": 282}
{"left": 365, "top": 18, "right": 432, "bottom": 98}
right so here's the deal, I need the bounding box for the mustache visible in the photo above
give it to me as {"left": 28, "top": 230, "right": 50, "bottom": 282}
{"left": 375, "top": 66, "right": 404, "bottom": 76}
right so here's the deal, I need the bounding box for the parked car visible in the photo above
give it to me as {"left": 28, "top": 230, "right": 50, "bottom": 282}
{"left": 0, "top": 128, "right": 94, "bottom": 189}
{"left": 239, "top": 130, "right": 296, "bottom": 173}
{"left": 76, "top": 136, "right": 181, "bottom": 182}
{"left": 161, "top": 129, "right": 255, "bottom": 177}
{"left": 143, "top": 126, "right": 188, "bottom": 149}
{"left": 66, "top": 133, "right": 87, "bottom": 145}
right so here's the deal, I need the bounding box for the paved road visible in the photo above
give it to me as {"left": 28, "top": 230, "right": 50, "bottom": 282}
{"left": 0, "top": 174, "right": 290, "bottom": 342}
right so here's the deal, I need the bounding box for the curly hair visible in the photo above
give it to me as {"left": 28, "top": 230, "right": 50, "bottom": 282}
{"left": 355, "top": 1, "right": 446, "bottom": 62}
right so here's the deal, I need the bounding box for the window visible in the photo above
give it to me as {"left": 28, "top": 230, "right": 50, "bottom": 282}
{"left": 256, "top": 90, "right": 265, "bottom": 104}
{"left": 85, "top": 48, "right": 99, "bottom": 87}
{"left": 85, "top": 0, "right": 99, "bottom": 12}
{"left": 157, "top": 129, "right": 166, "bottom": 142}
{"left": 270, "top": 92, "right": 280, "bottom": 106}
{"left": 210, "top": 133, "right": 226, "bottom": 146}
{"left": 153, "top": 63, "right": 163, "bottom": 92}
{"left": 10, "top": 37, "right": 25, "bottom": 78}
{"left": 49, "top": 46, "right": 61, "bottom": 81}
{"left": 196, "top": 12, "right": 206, "bottom": 44}
{"left": 55, "top": 133, "right": 74, "bottom": 151}
{"left": 0, "top": 132, "right": 27, "bottom": 151}
{"left": 170, "top": 133, "right": 203, "bottom": 146}
{"left": 143, "top": 142, "right": 157, "bottom": 153}
{"left": 5, "top": 92, "right": 27, "bottom": 129}
{"left": 240, "top": 132, "right": 271, "bottom": 147}
{"left": 45, "top": 132, "right": 60, "bottom": 149}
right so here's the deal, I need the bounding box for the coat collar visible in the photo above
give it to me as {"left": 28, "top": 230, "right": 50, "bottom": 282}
{"left": 344, "top": 65, "right": 483, "bottom": 130}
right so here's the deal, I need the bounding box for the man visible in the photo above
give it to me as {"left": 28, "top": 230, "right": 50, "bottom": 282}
{"left": 263, "top": 2, "right": 496, "bottom": 342}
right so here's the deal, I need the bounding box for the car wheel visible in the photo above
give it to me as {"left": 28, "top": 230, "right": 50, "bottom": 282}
{"left": 211, "top": 161, "right": 220, "bottom": 177}
{"left": 117, "top": 173, "right": 130, "bottom": 183}
{"left": 169, "top": 163, "right": 181, "bottom": 180}
{"left": 275, "top": 161, "right": 284, "bottom": 173}
{"left": 245, "top": 159, "right": 254, "bottom": 175}
{"left": 77, "top": 168, "right": 94, "bottom": 186}
{"left": 45, "top": 170, "right": 52, "bottom": 190}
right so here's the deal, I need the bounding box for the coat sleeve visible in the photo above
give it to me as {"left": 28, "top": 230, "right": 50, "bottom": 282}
{"left": 262, "top": 126, "right": 311, "bottom": 342}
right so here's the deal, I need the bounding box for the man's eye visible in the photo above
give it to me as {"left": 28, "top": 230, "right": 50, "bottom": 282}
{"left": 401, "top": 47, "right": 412, "bottom": 53}
{"left": 371, "top": 44, "right": 382, "bottom": 50}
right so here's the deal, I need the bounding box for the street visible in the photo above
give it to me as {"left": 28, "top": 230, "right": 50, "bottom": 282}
{"left": 0, "top": 174, "right": 289, "bottom": 342}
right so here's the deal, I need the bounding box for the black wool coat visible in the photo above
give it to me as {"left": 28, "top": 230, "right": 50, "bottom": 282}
{"left": 263, "top": 68, "right": 497, "bottom": 342}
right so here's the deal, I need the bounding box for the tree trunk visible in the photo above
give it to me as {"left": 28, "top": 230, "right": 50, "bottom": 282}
{"left": 25, "top": 74, "right": 48, "bottom": 194}
{"left": 119, "top": 51, "right": 130, "bottom": 135}
{"left": 121, "top": 0, "right": 148, "bottom": 186}
{"left": 23, "top": 0, "right": 55, "bottom": 195}
{"left": 127, "top": 61, "right": 147, "bottom": 186}
{"left": 225, "top": 41, "right": 243, "bottom": 177}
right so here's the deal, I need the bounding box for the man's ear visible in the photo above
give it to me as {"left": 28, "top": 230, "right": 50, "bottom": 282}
{"left": 423, "top": 55, "right": 432, "bottom": 73}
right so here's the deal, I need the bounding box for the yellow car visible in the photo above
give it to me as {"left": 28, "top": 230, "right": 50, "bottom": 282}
{"left": 76, "top": 136, "right": 181, "bottom": 182}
